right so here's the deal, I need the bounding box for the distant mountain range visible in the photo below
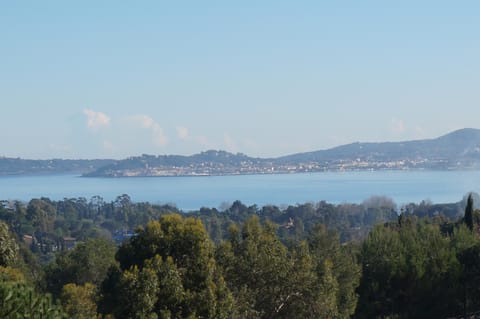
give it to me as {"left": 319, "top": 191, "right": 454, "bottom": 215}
{"left": 2, "top": 128, "right": 480, "bottom": 176}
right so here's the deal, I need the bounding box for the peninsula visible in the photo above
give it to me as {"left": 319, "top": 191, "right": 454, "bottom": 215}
{"left": 2, "top": 128, "right": 480, "bottom": 177}
{"left": 84, "top": 128, "right": 480, "bottom": 177}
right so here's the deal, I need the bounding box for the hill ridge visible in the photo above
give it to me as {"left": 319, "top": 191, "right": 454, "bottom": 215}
{"left": 85, "top": 128, "right": 480, "bottom": 176}
{"left": 3, "top": 128, "right": 480, "bottom": 176}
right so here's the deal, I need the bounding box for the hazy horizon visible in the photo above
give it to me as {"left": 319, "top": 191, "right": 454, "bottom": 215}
{"left": 1, "top": 126, "right": 476, "bottom": 161}
{"left": 2, "top": 1, "right": 479, "bottom": 159}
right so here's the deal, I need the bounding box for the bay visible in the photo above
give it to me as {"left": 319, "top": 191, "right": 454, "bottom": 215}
{"left": 0, "top": 170, "right": 478, "bottom": 210}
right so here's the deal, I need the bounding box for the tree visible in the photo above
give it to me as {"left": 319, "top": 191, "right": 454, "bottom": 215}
{"left": 117, "top": 265, "right": 159, "bottom": 319}
{"left": 106, "top": 214, "right": 234, "bottom": 319}
{"left": 356, "top": 220, "right": 460, "bottom": 318}
{"left": 60, "top": 283, "right": 98, "bottom": 319}
{"left": 307, "top": 224, "right": 360, "bottom": 318}
{"left": 0, "top": 280, "right": 66, "bottom": 318}
{"left": 217, "top": 216, "right": 333, "bottom": 319}
{"left": 315, "top": 259, "right": 339, "bottom": 318}
{"left": 26, "top": 198, "right": 56, "bottom": 234}
{"left": 457, "top": 244, "right": 480, "bottom": 316}
{"left": 0, "top": 221, "right": 19, "bottom": 267}
{"left": 45, "top": 238, "right": 117, "bottom": 296}
{"left": 465, "top": 193, "right": 474, "bottom": 231}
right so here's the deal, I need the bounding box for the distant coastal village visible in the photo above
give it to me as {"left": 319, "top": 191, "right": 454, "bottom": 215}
{"left": 92, "top": 157, "right": 445, "bottom": 177}
{"left": 2, "top": 128, "right": 480, "bottom": 177}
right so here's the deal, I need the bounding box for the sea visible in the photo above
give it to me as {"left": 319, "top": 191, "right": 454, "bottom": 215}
{"left": 0, "top": 170, "right": 479, "bottom": 211}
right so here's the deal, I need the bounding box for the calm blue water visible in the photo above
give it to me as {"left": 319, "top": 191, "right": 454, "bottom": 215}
{"left": 0, "top": 171, "right": 478, "bottom": 210}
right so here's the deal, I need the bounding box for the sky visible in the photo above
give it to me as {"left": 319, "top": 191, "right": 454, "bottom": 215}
{"left": 1, "top": 1, "right": 479, "bottom": 159}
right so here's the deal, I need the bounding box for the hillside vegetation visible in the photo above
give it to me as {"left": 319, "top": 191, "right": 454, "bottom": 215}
{"left": 1, "top": 194, "right": 480, "bottom": 317}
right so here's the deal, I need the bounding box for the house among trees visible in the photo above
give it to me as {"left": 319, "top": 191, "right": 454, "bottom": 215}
{"left": 22, "top": 234, "right": 34, "bottom": 246}
{"left": 61, "top": 237, "right": 77, "bottom": 250}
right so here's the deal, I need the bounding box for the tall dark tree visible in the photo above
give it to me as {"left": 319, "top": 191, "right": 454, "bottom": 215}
{"left": 465, "top": 193, "right": 474, "bottom": 231}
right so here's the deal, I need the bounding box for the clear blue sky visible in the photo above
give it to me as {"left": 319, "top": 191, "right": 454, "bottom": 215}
{"left": 1, "top": 1, "right": 479, "bottom": 159}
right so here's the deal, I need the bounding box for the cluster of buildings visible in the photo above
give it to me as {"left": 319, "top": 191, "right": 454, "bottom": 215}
{"left": 94, "top": 157, "right": 463, "bottom": 177}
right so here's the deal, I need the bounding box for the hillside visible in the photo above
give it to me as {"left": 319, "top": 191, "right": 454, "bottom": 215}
{"left": 84, "top": 128, "right": 480, "bottom": 176}
{"left": 0, "top": 158, "right": 115, "bottom": 176}
{"left": 83, "top": 150, "right": 269, "bottom": 177}
{"left": 3, "top": 128, "right": 480, "bottom": 176}
{"left": 278, "top": 128, "right": 480, "bottom": 166}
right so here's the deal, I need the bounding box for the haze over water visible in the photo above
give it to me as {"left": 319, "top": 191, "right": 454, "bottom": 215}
{"left": 0, "top": 170, "right": 477, "bottom": 210}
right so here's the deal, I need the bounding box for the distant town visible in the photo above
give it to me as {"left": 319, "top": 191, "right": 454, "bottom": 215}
{"left": 2, "top": 128, "right": 480, "bottom": 177}
{"left": 89, "top": 157, "right": 454, "bottom": 177}
{"left": 78, "top": 128, "right": 480, "bottom": 177}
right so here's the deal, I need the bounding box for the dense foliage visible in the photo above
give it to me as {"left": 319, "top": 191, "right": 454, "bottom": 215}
{"left": 0, "top": 222, "right": 67, "bottom": 318}
{"left": 0, "top": 194, "right": 479, "bottom": 318}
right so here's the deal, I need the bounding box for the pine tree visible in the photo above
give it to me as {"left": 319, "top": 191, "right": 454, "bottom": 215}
{"left": 465, "top": 194, "right": 474, "bottom": 231}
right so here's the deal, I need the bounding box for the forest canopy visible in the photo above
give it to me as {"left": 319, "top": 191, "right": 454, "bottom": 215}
{"left": 0, "top": 194, "right": 479, "bottom": 318}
